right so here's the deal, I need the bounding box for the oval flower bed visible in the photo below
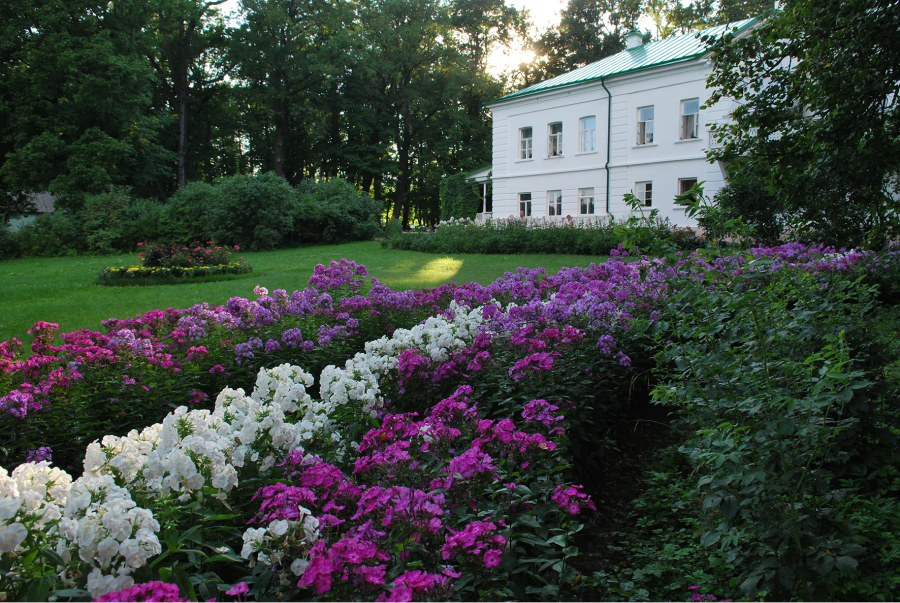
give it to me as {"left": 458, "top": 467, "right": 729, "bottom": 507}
{"left": 98, "top": 243, "right": 252, "bottom": 285}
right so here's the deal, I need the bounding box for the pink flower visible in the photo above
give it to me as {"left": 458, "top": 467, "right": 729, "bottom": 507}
{"left": 225, "top": 582, "right": 249, "bottom": 597}
{"left": 484, "top": 549, "right": 502, "bottom": 567}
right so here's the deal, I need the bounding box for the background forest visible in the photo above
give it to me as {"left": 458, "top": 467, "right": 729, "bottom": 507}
{"left": 0, "top": 0, "right": 770, "bottom": 230}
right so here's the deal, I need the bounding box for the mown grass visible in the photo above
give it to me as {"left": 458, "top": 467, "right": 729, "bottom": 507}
{"left": 0, "top": 241, "right": 611, "bottom": 344}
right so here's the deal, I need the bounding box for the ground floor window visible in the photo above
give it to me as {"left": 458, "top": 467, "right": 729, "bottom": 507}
{"left": 636, "top": 181, "right": 652, "bottom": 206}
{"left": 579, "top": 188, "right": 594, "bottom": 215}
{"left": 519, "top": 193, "right": 532, "bottom": 217}
{"left": 679, "top": 178, "right": 698, "bottom": 195}
{"left": 547, "top": 190, "right": 562, "bottom": 216}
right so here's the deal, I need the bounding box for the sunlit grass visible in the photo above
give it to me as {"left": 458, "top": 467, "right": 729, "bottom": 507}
{"left": 0, "top": 241, "right": 611, "bottom": 343}
{"left": 412, "top": 257, "right": 464, "bottom": 285}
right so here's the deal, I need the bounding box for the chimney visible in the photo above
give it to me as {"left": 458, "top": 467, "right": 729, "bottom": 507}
{"left": 625, "top": 30, "right": 644, "bottom": 50}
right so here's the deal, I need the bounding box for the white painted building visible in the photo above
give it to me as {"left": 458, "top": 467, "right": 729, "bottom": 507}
{"left": 478, "top": 17, "right": 761, "bottom": 227}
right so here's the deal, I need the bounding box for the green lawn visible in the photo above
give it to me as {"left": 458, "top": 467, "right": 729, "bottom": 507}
{"left": 0, "top": 242, "right": 609, "bottom": 343}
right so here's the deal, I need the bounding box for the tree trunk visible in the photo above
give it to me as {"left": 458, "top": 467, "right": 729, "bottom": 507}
{"left": 392, "top": 119, "right": 410, "bottom": 224}
{"left": 273, "top": 104, "right": 287, "bottom": 178}
{"left": 362, "top": 174, "right": 373, "bottom": 194}
{"left": 174, "top": 21, "right": 189, "bottom": 189}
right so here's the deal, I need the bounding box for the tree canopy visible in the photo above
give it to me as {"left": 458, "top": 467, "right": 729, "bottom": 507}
{"left": 706, "top": 0, "right": 900, "bottom": 247}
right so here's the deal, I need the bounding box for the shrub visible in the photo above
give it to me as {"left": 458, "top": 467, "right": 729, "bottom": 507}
{"left": 294, "top": 178, "right": 381, "bottom": 244}
{"left": 12, "top": 211, "right": 86, "bottom": 256}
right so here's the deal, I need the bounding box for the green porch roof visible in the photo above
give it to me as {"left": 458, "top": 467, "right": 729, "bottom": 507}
{"left": 488, "top": 17, "right": 759, "bottom": 105}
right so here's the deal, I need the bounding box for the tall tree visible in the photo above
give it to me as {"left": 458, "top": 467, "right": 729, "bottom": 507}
{"left": 706, "top": 0, "right": 900, "bottom": 247}
{"left": 233, "top": 0, "right": 350, "bottom": 182}
{"left": 0, "top": 0, "right": 173, "bottom": 210}
{"left": 528, "top": 0, "right": 639, "bottom": 82}
{"left": 146, "top": 0, "right": 233, "bottom": 188}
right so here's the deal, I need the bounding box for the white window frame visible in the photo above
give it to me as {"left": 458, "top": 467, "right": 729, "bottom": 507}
{"left": 519, "top": 127, "right": 533, "bottom": 159}
{"left": 578, "top": 187, "right": 595, "bottom": 215}
{"left": 547, "top": 190, "right": 562, "bottom": 216}
{"left": 680, "top": 99, "right": 700, "bottom": 140}
{"left": 636, "top": 181, "right": 652, "bottom": 207}
{"left": 580, "top": 116, "right": 596, "bottom": 152}
{"left": 637, "top": 106, "right": 654, "bottom": 145}
{"left": 548, "top": 122, "right": 563, "bottom": 157}
{"left": 519, "top": 192, "right": 532, "bottom": 217}
{"left": 679, "top": 178, "right": 698, "bottom": 195}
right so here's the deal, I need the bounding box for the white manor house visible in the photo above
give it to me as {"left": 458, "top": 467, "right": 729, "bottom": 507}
{"left": 471, "top": 16, "right": 761, "bottom": 227}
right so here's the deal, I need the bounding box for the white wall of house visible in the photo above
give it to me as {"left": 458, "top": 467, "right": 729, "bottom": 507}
{"left": 488, "top": 57, "right": 733, "bottom": 227}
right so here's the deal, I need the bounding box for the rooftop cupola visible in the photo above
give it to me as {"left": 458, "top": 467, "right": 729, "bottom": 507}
{"left": 624, "top": 30, "right": 644, "bottom": 49}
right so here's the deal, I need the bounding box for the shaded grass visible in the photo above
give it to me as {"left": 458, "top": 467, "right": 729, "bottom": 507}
{"left": 0, "top": 241, "right": 610, "bottom": 344}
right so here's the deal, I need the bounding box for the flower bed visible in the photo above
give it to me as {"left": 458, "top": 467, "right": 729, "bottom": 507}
{"left": 2, "top": 247, "right": 900, "bottom": 601}
{"left": 97, "top": 242, "right": 252, "bottom": 284}
{"left": 98, "top": 261, "right": 253, "bottom": 282}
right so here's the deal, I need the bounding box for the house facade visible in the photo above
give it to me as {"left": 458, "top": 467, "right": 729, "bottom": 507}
{"left": 480, "top": 17, "right": 760, "bottom": 227}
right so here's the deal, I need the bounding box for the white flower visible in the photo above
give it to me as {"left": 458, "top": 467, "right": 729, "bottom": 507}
{"left": 0, "top": 522, "right": 27, "bottom": 552}
{"left": 119, "top": 539, "right": 148, "bottom": 568}
{"left": 268, "top": 519, "right": 289, "bottom": 537}
{"left": 291, "top": 557, "right": 309, "bottom": 576}
{"left": 0, "top": 497, "right": 22, "bottom": 520}
{"left": 97, "top": 536, "right": 120, "bottom": 561}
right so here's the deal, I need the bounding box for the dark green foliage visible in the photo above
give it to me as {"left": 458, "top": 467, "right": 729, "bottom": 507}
{"left": 386, "top": 220, "right": 624, "bottom": 255}
{"left": 714, "top": 161, "right": 785, "bottom": 246}
{"left": 294, "top": 179, "right": 383, "bottom": 245}
{"left": 706, "top": 0, "right": 900, "bottom": 248}
{"left": 439, "top": 172, "right": 483, "bottom": 221}
{"left": 12, "top": 213, "right": 87, "bottom": 257}
{"left": 203, "top": 173, "right": 299, "bottom": 250}
{"left": 578, "top": 257, "right": 900, "bottom": 601}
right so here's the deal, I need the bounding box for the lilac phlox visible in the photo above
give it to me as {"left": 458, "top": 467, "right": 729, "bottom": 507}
{"left": 378, "top": 570, "right": 454, "bottom": 602}
{"left": 615, "top": 351, "right": 632, "bottom": 368}
{"left": 353, "top": 441, "right": 413, "bottom": 474}
{"left": 551, "top": 484, "right": 596, "bottom": 515}
{"left": 187, "top": 391, "right": 209, "bottom": 405}
{"left": 521, "top": 399, "right": 565, "bottom": 434}
{"left": 428, "top": 386, "right": 477, "bottom": 426}
{"left": 440, "top": 521, "right": 506, "bottom": 567}
{"left": 264, "top": 338, "right": 281, "bottom": 353}
{"left": 687, "top": 585, "right": 730, "bottom": 602}
{"left": 397, "top": 349, "right": 432, "bottom": 387}
{"left": 25, "top": 446, "right": 53, "bottom": 463}
{"left": 357, "top": 414, "right": 422, "bottom": 454}
{"left": 350, "top": 486, "right": 446, "bottom": 532}
{"left": 308, "top": 259, "right": 369, "bottom": 293}
{"left": 596, "top": 334, "right": 617, "bottom": 354}
{"left": 509, "top": 352, "right": 558, "bottom": 381}
{"left": 447, "top": 447, "right": 496, "bottom": 479}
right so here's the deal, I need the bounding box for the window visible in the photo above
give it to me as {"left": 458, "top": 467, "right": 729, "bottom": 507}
{"left": 637, "top": 106, "right": 654, "bottom": 144}
{"left": 681, "top": 99, "right": 700, "bottom": 140}
{"left": 519, "top": 127, "right": 533, "bottom": 159}
{"left": 679, "top": 178, "right": 698, "bottom": 195}
{"left": 580, "top": 116, "right": 596, "bottom": 152}
{"left": 519, "top": 193, "right": 532, "bottom": 217}
{"left": 548, "top": 190, "right": 562, "bottom": 216}
{"left": 636, "top": 181, "right": 652, "bottom": 207}
{"left": 480, "top": 183, "right": 492, "bottom": 213}
{"left": 548, "top": 122, "right": 563, "bottom": 157}
{"left": 578, "top": 188, "right": 594, "bottom": 215}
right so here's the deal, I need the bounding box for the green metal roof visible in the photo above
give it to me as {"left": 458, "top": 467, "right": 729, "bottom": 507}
{"left": 488, "top": 17, "right": 759, "bottom": 105}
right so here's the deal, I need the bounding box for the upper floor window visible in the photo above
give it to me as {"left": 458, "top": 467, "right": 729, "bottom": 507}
{"left": 548, "top": 190, "right": 562, "bottom": 216}
{"left": 548, "top": 122, "right": 563, "bottom": 157}
{"left": 681, "top": 99, "right": 700, "bottom": 140}
{"left": 519, "top": 127, "right": 533, "bottom": 159}
{"left": 637, "top": 106, "right": 654, "bottom": 145}
{"left": 580, "top": 116, "right": 596, "bottom": 152}
{"left": 636, "top": 181, "right": 652, "bottom": 207}
{"left": 579, "top": 187, "right": 594, "bottom": 215}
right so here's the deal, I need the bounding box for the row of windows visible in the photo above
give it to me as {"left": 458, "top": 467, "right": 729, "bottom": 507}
{"left": 514, "top": 178, "right": 698, "bottom": 216}
{"left": 637, "top": 99, "right": 700, "bottom": 145}
{"left": 517, "top": 99, "right": 701, "bottom": 160}
{"left": 519, "top": 117, "right": 596, "bottom": 160}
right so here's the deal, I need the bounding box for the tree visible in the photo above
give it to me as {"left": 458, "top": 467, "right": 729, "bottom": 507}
{"left": 527, "top": 0, "right": 638, "bottom": 82}
{"left": 232, "top": 0, "right": 350, "bottom": 182}
{"left": 0, "top": 0, "right": 173, "bottom": 211}
{"left": 706, "top": 0, "right": 900, "bottom": 247}
{"left": 146, "top": 0, "right": 233, "bottom": 188}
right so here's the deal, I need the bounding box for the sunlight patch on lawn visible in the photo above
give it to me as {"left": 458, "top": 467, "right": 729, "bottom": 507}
{"left": 413, "top": 257, "right": 463, "bottom": 284}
